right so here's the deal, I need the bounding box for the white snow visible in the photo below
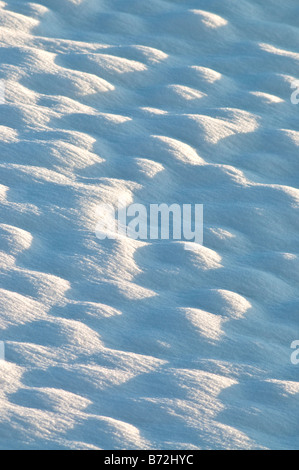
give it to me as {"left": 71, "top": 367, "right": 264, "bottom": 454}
{"left": 0, "top": 0, "right": 298, "bottom": 450}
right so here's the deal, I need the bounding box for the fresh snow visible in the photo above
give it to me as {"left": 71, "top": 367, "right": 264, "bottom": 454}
{"left": 0, "top": 0, "right": 298, "bottom": 450}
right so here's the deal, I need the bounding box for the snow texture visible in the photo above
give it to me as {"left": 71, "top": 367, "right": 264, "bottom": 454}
{"left": 0, "top": 0, "right": 298, "bottom": 450}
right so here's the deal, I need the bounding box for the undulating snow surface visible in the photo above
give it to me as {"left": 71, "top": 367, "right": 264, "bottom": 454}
{"left": 0, "top": 0, "right": 298, "bottom": 450}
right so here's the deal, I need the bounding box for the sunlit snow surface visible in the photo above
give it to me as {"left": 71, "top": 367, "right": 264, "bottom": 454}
{"left": 0, "top": 0, "right": 298, "bottom": 450}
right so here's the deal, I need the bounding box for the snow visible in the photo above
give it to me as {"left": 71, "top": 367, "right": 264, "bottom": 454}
{"left": 0, "top": 0, "right": 298, "bottom": 450}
